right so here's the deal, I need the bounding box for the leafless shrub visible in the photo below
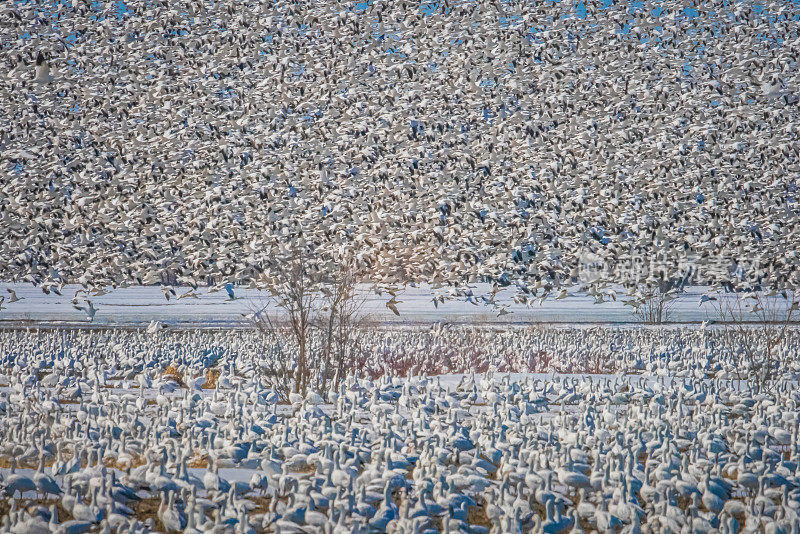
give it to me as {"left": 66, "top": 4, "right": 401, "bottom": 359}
{"left": 627, "top": 279, "right": 682, "bottom": 324}
{"left": 309, "top": 268, "right": 368, "bottom": 396}
{"left": 632, "top": 287, "right": 677, "bottom": 324}
{"left": 249, "top": 252, "right": 366, "bottom": 400}
{"left": 251, "top": 315, "right": 297, "bottom": 402}
{"left": 709, "top": 290, "right": 799, "bottom": 392}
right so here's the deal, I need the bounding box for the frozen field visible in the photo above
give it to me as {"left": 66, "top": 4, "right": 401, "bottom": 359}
{"left": 0, "top": 284, "right": 772, "bottom": 327}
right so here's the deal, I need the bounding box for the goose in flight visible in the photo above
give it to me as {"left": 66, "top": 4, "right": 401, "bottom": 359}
{"left": 386, "top": 295, "right": 401, "bottom": 316}
{"left": 34, "top": 51, "right": 53, "bottom": 84}
{"left": 73, "top": 299, "right": 98, "bottom": 322}
{"left": 0, "top": 0, "right": 797, "bottom": 310}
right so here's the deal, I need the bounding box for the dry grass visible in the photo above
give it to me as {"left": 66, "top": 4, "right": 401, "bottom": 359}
{"left": 468, "top": 497, "right": 492, "bottom": 529}
{"left": 247, "top": 496, "right": 273, "bottom": 516}
{"left": 0, "top": 456, "right": 34, "bottom": 469}
{"left": 105, "top": 454, "right": 147, "bottom": 471}
{"left": 294, "top": 464, "right": 317, "bottom": 475}
{"left": 130, "top": 497, "right": 166, "bottom": 532}
{"left": 163, "top": 366, "right": 186, "bottom": 388}
{"left": 187, "top": 455, "right": 211, "bottom": 469}
{"left": 428, "top": 515, "right": 444, "bottom": 531}
{"left": 203, "top": 368, "right": 221, "bottom": 389}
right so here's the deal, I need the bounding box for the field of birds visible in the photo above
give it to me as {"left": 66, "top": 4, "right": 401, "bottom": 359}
{"left": 1, "top": 325, "right": 799, "bottom": 533}
{"left": 2, "top": 0, "right": 800, "bottom": 530}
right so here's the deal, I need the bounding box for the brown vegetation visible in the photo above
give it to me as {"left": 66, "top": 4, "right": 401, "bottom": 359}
{"left": 162, "top": 365, "right": 186, "bottom": 388}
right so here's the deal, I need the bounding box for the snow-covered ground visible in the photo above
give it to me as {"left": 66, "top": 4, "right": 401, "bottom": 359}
{"left": 0, "top": 284, "right": 767, "bottom": 327}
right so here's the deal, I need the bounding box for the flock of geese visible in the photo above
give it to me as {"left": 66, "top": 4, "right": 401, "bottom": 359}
{"left": 1, "top": 0, "right": 800, "bottom": 299}
{"left": 2, "top": 0, "right": 800, "bottom": 531}
{"left": 0, "top": 327, "right": 799, "bottom": 533}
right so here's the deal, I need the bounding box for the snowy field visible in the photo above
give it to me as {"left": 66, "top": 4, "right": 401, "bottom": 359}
{"left": 1, "top": 327, "right": 799, "bottom": 533}
{"left": 0, "top": 284, "right": 773, "bottom": 327}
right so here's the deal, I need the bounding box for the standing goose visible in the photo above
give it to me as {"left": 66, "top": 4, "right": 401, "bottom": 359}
{"left": 33, "top": 455, "right": 62, "bottom": 499}
{"left": 3, "top": 458, "right": 36, "bottom": 498}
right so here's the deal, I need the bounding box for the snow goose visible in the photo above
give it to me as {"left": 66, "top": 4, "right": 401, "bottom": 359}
{"left": 249, "top": 471, "right": 270, "bottom": 496}
{"left": 557, "top": 462, "right": 591, "bottom": 495}
{"left": 370, "top": 479, "right": 400, "bottom": 531}
{"left": 3, "top": 458, "right": 36, "bottom": 498}
{"left": 700, "top": 472, "right": 726, "bottom": 514}
{"left": 33, "top": 454, "right": 61, "bottom": 498}
{"left": 70, "top": 486, "right": 104, "bottom": 523}
{"left": 203, "top": 456, "right": 231, "bottom": 494}
{"left": 542, "top": 498, "right": 573, "bottom": 534}
{"left": 158, "top": 491, "right": 187, "bottom": 532}
{"left": 409, "top": 487, "right": 446, "bottom": 519}
{"left": 593, "top": 499, "right": 623, "bottom": 532}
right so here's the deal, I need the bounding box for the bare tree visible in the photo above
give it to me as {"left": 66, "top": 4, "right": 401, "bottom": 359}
{"left": 312, "top": 268, "right": 368, "bottom": 395}
{"left": 250, "top": 250, "right": 365, "bottom": 400}
{"left": 631, "top": 287, "right": 676, "bottom": 324}
{"left": 709, "top": 290, "right": 799, "bottom": 392}
{"left": 251, "top": 318, "right": 296, "bottom": 402}
{"left": 627, "top": 279, "right": 682, "bottom": 324}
